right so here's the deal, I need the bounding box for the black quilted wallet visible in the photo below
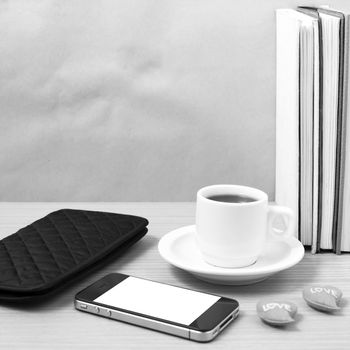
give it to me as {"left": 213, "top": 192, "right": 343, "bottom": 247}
{"left": 0, "top": 209, "right": 148, "bottom": 301}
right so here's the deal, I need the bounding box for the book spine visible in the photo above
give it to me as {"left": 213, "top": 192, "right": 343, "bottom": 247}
{"left": 316, "top": 13, "right": 323, "bottom": 254}
{"left": 336, "top": 16, "right": 350, "bottom": 254}
{"left": 312, "top": 18, "right": 321, "bottom": 254}
{"left": 332, "top": 14, "right": 345, "bottom": 254}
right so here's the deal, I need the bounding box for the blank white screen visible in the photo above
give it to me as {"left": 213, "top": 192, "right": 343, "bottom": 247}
{"left": 94, "top": 277, "right": 220, "bottom": 325}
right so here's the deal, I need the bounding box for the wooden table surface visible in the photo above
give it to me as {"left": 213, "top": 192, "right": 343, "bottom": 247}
{"left": 0, "top": 202, "right": 349, "bottom": 349}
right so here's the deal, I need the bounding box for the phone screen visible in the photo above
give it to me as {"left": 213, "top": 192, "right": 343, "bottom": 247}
{"left": 94, "top": 276, "right": 220, "bottom": 325}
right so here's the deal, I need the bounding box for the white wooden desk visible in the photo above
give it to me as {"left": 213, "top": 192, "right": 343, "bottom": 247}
{"left": 0, "top": 203, "right": 349, "bottom": 349}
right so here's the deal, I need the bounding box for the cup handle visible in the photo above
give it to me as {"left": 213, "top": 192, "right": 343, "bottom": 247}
{"left": 267, "top": 205, "right": 295, "bottom": 239}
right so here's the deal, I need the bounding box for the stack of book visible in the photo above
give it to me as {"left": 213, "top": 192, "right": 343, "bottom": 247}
{"left": 275, "top": 6, "right": 350, "bottom": 253}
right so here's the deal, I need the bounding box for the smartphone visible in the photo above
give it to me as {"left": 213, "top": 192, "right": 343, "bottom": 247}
{"left": 75, "top": 273, "right": 239, "bottom": 342}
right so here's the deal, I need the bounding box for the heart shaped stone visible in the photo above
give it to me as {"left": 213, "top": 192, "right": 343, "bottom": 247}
{"left": 256, "top": 300, "right": 298, "bottom": 326}
{"left": 303, "top": 285, "right": 342, "bottom": 312}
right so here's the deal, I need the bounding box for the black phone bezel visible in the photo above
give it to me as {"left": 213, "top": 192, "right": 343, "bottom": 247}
{"left": 75, "top": 273, "right": 239, "bottom": 332}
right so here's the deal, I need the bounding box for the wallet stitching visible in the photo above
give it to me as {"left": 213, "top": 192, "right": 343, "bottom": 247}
{"left": 101, "top": 212, "right": 124, "bottom": 237}
{"left": 79, "top": 211, "right": 108, "bottom": 246}
{"left": 16, "top": 231, "right": 48, "bottom": 283}
{"left": 30, "top": 223, "right": 65, "bottom": 276}
{"left": 46, "top": 214, "right": 88, "bottom": 264}
{"left": 0, "top": 241, "right": 22, "bottom": 286}
{"left": 58, "top": 212, "right": 95, "bottom": 258}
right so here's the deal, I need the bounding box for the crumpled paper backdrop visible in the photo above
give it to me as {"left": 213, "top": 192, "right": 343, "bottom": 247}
{"left": 0, "top": 0, "right": 275, "bottom": 201}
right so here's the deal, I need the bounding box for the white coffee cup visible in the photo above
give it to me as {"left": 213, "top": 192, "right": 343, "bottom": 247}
{"left": 195, "top": 184, "right": 295, "bottom": 268}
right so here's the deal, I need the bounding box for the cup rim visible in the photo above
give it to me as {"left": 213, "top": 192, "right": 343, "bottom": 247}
{"left": 197, "top": 184, "right": 268, "bottom": 206}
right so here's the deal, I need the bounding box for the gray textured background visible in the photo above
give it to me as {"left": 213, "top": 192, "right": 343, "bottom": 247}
{"left": 0, "top": 0, "right": 348, "bottom": 201}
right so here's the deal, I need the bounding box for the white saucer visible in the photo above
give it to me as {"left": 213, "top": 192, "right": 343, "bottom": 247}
{"left": 158, "top": 225, "right": 305, "bottom": 285}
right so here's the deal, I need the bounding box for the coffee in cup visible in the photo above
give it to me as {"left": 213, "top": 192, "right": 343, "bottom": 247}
{"left": 195, "top": 184, "right": 295, "bottom": 268}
